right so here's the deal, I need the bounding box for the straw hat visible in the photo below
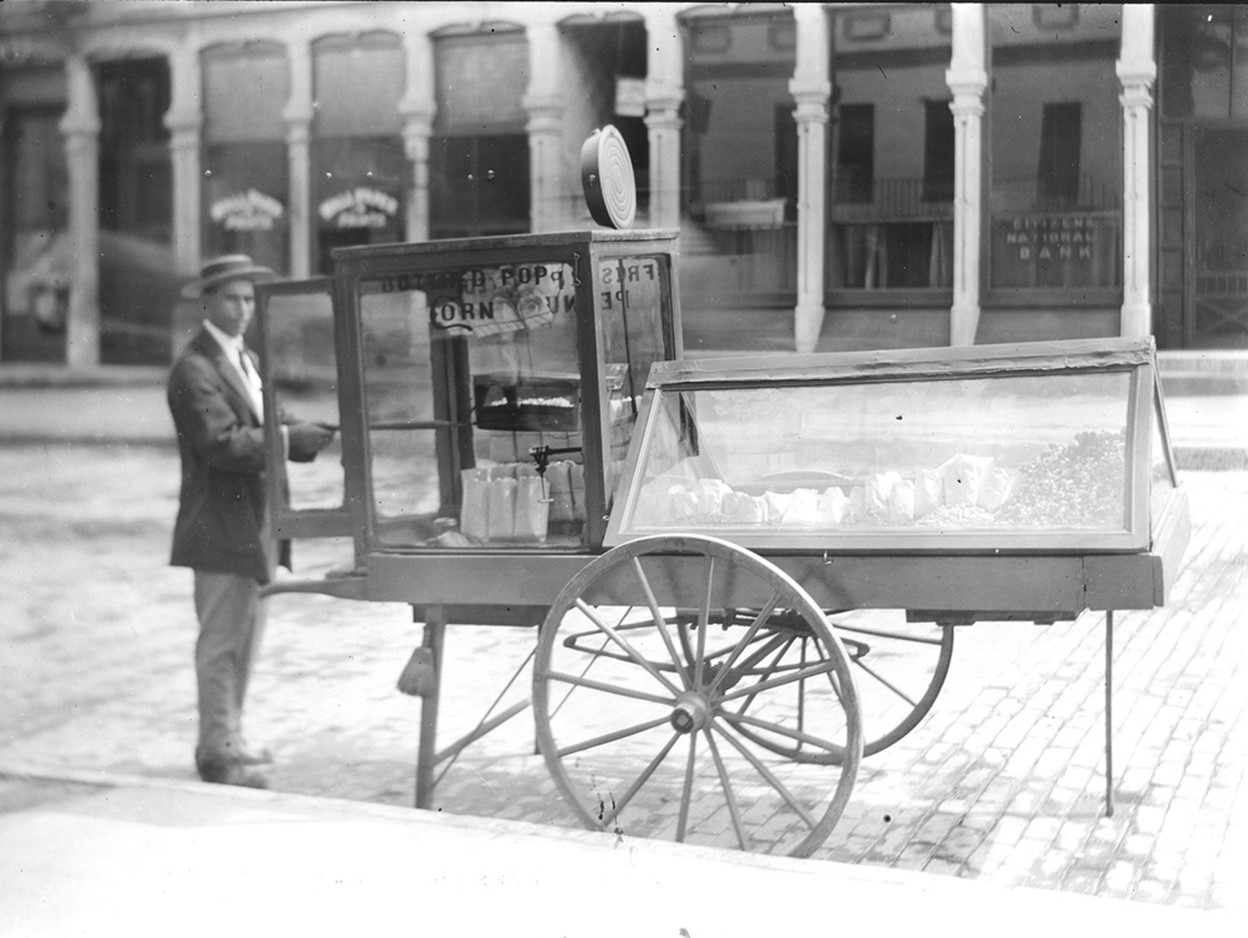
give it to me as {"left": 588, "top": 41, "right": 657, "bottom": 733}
{"left": 181, "top": 254, "right": 276, "bottom": 299}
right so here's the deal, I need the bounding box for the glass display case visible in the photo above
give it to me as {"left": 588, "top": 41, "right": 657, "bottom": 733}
{"left": 258, "top": 229, "right": 682, "bottom": 566}
{"left": 607, "top": 337, "right": 1180, "bottom": 554}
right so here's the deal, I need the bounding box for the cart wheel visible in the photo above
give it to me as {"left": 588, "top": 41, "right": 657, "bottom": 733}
{"left": 728, "top": 611, "right": 954, "bottom": 760}
{"left": 835, "top": 613, "right": 954, "bottom": 755}
{"left": 532, "top": 534, "right": 863, "bottom": 858}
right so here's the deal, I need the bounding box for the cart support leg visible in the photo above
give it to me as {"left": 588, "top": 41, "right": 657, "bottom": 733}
{"left": 415, "top": 605, "right": 446, "bottom": 810}
{"left": 1104, "top": 609, "right": 1114, "bottom": 818}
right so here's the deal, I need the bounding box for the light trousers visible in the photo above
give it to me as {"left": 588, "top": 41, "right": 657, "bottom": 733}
{"left": 193, "top": 570, "right": 266, "bottom": 757}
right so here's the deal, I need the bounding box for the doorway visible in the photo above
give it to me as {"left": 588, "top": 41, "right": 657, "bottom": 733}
{"left": 1191, "top": 128, "right": 1248, "bottom": 348}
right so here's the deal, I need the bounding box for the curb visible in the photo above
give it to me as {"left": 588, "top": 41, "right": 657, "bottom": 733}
{"left": 0, "top": 365, "right": 167, "bottom": 389}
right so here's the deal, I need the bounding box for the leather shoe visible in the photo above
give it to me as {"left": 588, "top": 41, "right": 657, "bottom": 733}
{"left": 195, "top": 747, "right": 269, "bottom": 789}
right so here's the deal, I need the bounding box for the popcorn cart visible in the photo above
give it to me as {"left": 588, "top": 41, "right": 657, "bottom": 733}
{"left": 257, "top": 228, "right": 1189, "bottom": 858}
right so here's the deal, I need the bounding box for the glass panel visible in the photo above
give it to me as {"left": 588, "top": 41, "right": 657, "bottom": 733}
{"left": 359, "top": 287, "right": 440, "bottom": 546}
{"left": 313, "top": 137, "right": 406, "bottom": 273}
{"left": 434, "top": 30, "right": 529, "bottom": 133}
{"left": 1236, "top": 7, "right": 1248, "bottom": 120}
{"left": 681, "top": 8, "right": 797, "bottom": 306}
{"left": 827, "top": 5, "right": 953, "bottom": 292}
{"left": 313, "top": 33, "right": 404, "bottom": 137}
{"left": 429, "top": 134, "right": 530, "bottom": 239}
{"left": 311, "top": 32, "right": 407, "bottom": 273}
{"left": 597, "top": 255, "right": 670, "bottom": 500}
{"left": 619, "top": 370, "right": 1132, "bottom": 538}
{"left": 202, "top": 142, "right": 289, "bottom": 273}
{"left": 264, "top": 290, "right": 344, "bottom": 511}
{"left": 3, "top": 104, "right": 71, "bottom": 362}
{"left": 97, "top": 58, "right": 172, "bottom": 243}
{"left": 988, "top": 4, "right": 1122, "bottom": 292}
{"left": 201, "top": 42, "right": 288, "bottom": 143}
{"left": 359, "top": 258, "right": 585, "bottom": 549}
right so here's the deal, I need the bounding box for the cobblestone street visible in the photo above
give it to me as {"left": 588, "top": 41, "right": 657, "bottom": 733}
{"left": 1, "top": 440, "right": 1245, "bottom": 912}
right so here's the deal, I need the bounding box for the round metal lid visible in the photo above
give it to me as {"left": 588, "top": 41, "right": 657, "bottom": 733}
{"left": 580, "top": 125, "right": 636, "bottom": 230}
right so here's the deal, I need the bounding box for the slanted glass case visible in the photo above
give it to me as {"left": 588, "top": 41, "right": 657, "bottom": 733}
{"left": 607, "top": 337, "right": 1181, "bottom": 554}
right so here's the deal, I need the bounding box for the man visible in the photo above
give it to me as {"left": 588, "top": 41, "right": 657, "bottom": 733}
{"left": 168, "top": 254, "right": 335, "bottom": 788}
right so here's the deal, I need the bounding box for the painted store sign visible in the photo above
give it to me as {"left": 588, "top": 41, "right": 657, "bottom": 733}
{"left": 209, "top": 189, "right": 285, "bottom": 231}
{"left": 318, "top": 187, "right": 399, "bottom": 229}
{"left": 370, "top": 258, "right": 665, "bottom": 337}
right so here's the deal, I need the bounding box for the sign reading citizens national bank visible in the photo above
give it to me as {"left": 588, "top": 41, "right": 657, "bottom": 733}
{"left": 992, "top": 211, "right": 1118, "bottom": 289}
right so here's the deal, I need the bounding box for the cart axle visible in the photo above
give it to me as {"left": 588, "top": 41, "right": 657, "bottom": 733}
{"left": 670, "top": 691, "right": 712, "bottom": 734}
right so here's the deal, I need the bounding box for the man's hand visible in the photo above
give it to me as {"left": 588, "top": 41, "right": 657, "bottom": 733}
{"left": 287, "top": 422, "right": 336, "bottom": 462}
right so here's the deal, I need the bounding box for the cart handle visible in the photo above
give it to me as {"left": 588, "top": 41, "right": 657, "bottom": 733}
{"left": 315, "top": 420, "right": 469, "bottom": 433}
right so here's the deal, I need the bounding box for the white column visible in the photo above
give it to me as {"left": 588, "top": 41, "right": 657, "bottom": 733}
{"left": 165, "top": 43, "right": 203, "bottom": 276}
{"left": 1118, "top": 5, "right": 1156, "bottom": 338}
{"left": 789, "top": 4, "right": 831, "bottom": 353}
{"left": 399, "top": 31, "right": 435, "bottom": 243}
{"left": 523, "top": 24, "right": 564, "bottom": 234}
{"left": 59, "top": 55, "right": 101, "bottom": 367}
{"left": 644, "top": 4, "right": 684, "bottom": 230}
{"left": 946, "top": 3, "right": 988, "bottom": 347}
{"left": 284, "top": 39, "right": 314, "bottom": 278}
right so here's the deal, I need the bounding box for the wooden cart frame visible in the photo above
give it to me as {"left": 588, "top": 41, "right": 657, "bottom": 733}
{"left": 256, "top": 231, "right": 1190, "bottom": 857}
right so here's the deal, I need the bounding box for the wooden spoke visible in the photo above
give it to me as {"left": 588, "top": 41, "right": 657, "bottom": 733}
{"left": 631, "top": 557, "right": 690, "bottom": 688}
{"left": 711, "top": 718, "right": 817, "bottom": 829}
{"left": 676, "top": 730, "right": 698, "bottom": 843}
{"left": 573, "top": 598, "right": 684, "bottom": 697}
{"left": 716, "top": 657, "right": 841, "bottom": 704}
{"left": 601, "top": 732, "right": 682, "bottom": 825}
{"left": 556, "top": 714, "right": 674, "bottom": 758}
{"left": 718, "top": 710, "right": 844, "bottom": 756}
{"left": 544, "top": 669, "right": 673, "bottom": 706}
{"left": 704, "top": 592, "right": 783, "bottom": 697}
{"left": 702, "top": 727, "right": 748, "bottom": 851}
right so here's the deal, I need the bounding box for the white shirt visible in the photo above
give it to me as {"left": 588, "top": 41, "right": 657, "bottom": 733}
{"left": 202, "top": 319, "right": 265, "bottom": 424}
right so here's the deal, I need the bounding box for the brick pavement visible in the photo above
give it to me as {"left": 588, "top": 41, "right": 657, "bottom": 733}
{"left": 0, "top": 442, "right": 1245, "bottom": 912}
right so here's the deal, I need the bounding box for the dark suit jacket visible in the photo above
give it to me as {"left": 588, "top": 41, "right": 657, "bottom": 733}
{"left": 167, "top": 328, "right": 292, "bottom": 584}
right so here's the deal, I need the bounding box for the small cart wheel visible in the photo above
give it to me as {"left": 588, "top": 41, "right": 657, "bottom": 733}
{"left": 729, "top": 612, "right": 955, "bottom": 760}
{"left": 532, "top": 534, "right": 863, "bottom": 858}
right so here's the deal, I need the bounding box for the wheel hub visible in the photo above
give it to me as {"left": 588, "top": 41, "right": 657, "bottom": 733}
{"left": 670, "top": 691, "right": 711, "bottom": 734}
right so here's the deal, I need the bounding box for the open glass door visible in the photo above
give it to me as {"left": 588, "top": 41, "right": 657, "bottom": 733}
{"left": 255, "top": 278, "right": 356, "bottom": 553}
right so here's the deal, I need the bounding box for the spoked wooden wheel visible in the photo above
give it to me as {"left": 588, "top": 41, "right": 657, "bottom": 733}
{"left": 728, "top": 611, "right": 955, "bottom": 760}
{"left": 532, "top": 535, "right": 863, "bottom": 858}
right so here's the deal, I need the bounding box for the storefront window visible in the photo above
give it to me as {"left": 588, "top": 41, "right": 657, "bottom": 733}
{"left": 1160, "top": 5, "right": 1248, "bottom": 121}
{"left": 201, "top": 42, "right": 290, "bottom": 272}
{"left": 987, "top": 5, "right": 1122, "bottom": 298}
{"left": 680, "top": 7, "right": 798, "bottom": 306}
{"left": 430, "top": 26, "right": 530, "bottom": 239}
{"left": 827, "top": 5, "right": 954, "bottom": 297}
{"left": 1, "top": 66, "right": 70, "bottom": 362}
{"left": 312, "top": 33, "right": 407, "bottom": 273}
{"left": 97, "top": 58, "right": 171, "bottom": 243}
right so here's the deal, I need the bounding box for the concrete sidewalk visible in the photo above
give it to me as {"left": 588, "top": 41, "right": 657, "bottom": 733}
{"left": 0, "top": 767, "right": 1236, "bottom": 938}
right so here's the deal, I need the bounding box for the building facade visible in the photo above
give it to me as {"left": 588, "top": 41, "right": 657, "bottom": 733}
{"left": 0, "top": 2, "right": 1244, "bottom": 366}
